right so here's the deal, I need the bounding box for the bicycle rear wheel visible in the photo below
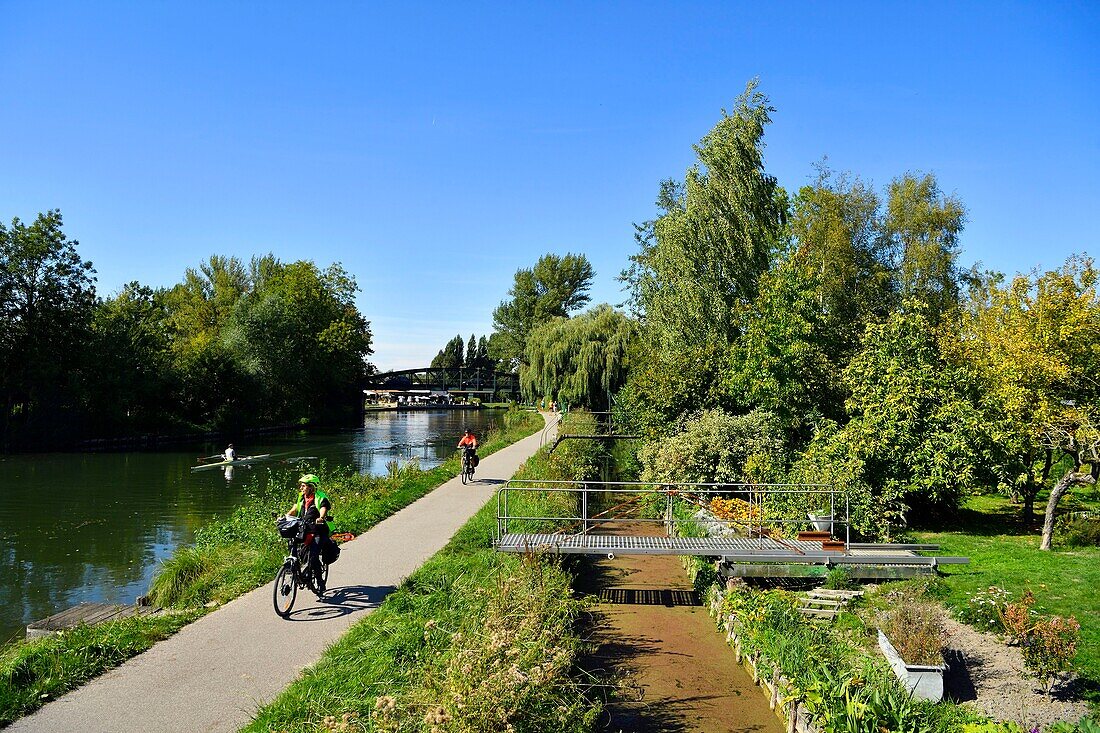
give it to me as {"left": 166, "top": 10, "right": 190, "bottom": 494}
{"left": 273, "top": 562, "right": 297, "bottom": 617}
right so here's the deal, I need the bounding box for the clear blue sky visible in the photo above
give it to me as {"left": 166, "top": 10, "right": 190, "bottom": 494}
{"left": 2, "top": 2, "right": 1097, "bottom": 370}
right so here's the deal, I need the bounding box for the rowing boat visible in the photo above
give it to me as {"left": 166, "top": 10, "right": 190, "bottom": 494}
{"left": 190, "top": 454, "right": 273, "bottom": 472}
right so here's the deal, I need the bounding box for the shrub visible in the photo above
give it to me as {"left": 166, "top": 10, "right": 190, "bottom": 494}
{"left": 1061, "top": 517, "right": 1100, "bottom": 547}
{"left": 1022, "top": 615, "right": 1081, "bottom": 693}
{"left": 999, "top": 589, "right": 1037, "bottom": 645}
{"left": 823, "top": 566, "right": 855, "bottom": 591}
{"left": 639, "top": 408, "right": 786, "bottom": 485}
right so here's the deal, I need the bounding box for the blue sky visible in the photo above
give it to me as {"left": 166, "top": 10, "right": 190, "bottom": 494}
{"left": 2, "top": 2, "right": 1097, "bottom": 370}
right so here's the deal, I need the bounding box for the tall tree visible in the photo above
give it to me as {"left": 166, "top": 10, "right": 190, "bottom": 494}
{"left": 623, "top": 79, "right": 786, "bottom": 352}
{"left": 619, "top": 80, "right": 786, "bottom": 431}
{"left": 882, "top": 173, "right": 966, "bottom": 321}
{"left": 0, "top": 211, "right": 96, "bottom": 443}
{"left": 790, "top": 165, "right": 891, "bottom": 359}
{"left": 465, "top": 334, "right": 478, "bottom": 369}
{"left": 431, "top": 335, "right": 465, "bottom": 369}
{"left": 85, "top": 283, "right": 174, "bottom": 432}
{"left": 491, "top": 253, "right": 594, "bottom": 366}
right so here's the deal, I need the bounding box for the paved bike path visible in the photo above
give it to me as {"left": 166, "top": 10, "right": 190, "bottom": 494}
{"left": 12, "top": 414, "right": 555, "bottom": 733}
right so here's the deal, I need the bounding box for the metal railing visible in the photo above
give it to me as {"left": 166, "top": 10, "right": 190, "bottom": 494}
{"left": 495, "top": 480, "right": 850, "bottom": 548}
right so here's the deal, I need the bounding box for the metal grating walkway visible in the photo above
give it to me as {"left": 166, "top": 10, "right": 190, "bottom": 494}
{"left": 496, "top": 533, "right": 969, "bottom": 567}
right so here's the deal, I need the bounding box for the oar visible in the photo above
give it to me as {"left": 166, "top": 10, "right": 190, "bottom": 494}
{"left": 197, "top": 453, "right": 226, "bottom": 463}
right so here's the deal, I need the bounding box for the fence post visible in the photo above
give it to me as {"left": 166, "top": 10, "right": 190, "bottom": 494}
{"left": 582, "top": 483, "right": 588, "bottom": 536}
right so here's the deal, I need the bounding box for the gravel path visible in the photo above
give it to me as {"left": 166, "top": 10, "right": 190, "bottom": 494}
{"left": 9, "top": 414, "right": 552, "bottom": 733}
{"left": 943, "top": 617, "right": 1091, "bottom": 729}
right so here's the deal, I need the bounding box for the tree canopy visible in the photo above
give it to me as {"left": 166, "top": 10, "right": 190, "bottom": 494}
{"left": 491, "top": 253, "right": 594, "bottom": 366}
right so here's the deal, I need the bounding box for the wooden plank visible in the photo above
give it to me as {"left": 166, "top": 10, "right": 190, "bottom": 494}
{"left": 26, "top": 603, "right": 162, "bottom": 639}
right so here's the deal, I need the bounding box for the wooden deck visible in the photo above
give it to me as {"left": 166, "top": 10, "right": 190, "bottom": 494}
{"left": 26, "top": 602, "right": 164, "bottom": 639}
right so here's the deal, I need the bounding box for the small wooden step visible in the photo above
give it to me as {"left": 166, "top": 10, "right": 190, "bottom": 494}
{"left": 821, "top": 540, "right": 846, "bottom": 551}
{"left": 797, "top": 531, "right": 832, "bottom": 541}
{"left": 27, "top": 603, "right": 163, "bottom": 639}
{"left": 806, "top": 588, "right": 864, "bottom": 599}
{"left": 798, "top": 607, "right": 840, "bottom": 618}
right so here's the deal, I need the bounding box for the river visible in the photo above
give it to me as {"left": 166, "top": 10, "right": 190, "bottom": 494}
{"left": 0, "top": 409, "right": 502, "bottom": 643}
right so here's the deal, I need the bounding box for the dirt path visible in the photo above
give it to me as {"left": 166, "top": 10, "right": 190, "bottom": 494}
{"left": 577, "top": 544, "right": 783, "bottom": 733}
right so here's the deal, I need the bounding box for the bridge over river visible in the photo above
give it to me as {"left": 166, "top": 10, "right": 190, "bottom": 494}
{"left": 362, "top": 367, "right": 521, "bottom": 402}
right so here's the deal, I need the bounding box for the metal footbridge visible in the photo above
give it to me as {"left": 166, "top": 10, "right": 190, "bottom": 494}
{"left": 494, "top": 481, "right": 968, "bottom": 579}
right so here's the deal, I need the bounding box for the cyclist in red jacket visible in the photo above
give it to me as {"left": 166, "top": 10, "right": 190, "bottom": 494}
{"left": 457, "top": 429, "right": 478, "bottom": 475}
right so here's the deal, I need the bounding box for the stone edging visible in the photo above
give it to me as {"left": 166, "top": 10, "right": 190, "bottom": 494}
{"left": 706, "top": 586, "right": 823, "bottom": 733}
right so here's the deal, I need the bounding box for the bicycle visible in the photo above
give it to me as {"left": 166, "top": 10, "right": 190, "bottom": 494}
{"left": 460, "top": 447, "right": 477, "bottom": 484}
{"left": 273, "top": 516, "right": 329, "bottom": 617}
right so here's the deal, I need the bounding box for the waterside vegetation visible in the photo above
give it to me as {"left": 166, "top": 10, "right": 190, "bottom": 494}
{"left": 0, "top": 409, "right": 543, "bottom": 727}
{"left": 243, "top": 412, "right": 608, "bottom": 732}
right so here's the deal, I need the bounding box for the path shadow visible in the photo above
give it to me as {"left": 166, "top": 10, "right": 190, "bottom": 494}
{"left": 284, "top": 584, "right": 395, "bottom": 622}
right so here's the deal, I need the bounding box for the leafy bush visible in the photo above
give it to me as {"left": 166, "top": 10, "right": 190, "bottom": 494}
{"left": 999, "top": 589, "right": 1037, "bottom": 644}
{"left": 1060, "top": 517, "right": 1100, "bottom": 547}
{"left": 639, "top": 408, "right": 786, "bottom": 485}
{"left": 823, "top": 566, "right": 855, "bottom": 591}
{"left": 1023, "top": 615, "right": 1081, "bottom": 693}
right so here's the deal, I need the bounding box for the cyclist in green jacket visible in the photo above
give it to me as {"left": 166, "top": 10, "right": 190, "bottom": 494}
{"left": 287, "top": 474, "right": 332, "bottom": 594}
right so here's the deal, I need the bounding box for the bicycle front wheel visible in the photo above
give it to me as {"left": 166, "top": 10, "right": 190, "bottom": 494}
{"left": 461, "top": 463, "right": 469, "bottom": 484}
{"left": 273, "top": 562, "right": 297, "bottom": 617}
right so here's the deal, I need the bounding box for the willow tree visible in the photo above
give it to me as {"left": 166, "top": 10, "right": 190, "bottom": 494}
{"left": 620, "top": 80, "right": 786, "bottom": 430}
{"left": 521, "top": 305, "right": 635, "bottom": 410}
{"left": 623, "top": 79, "right": 786, "bottom": 352}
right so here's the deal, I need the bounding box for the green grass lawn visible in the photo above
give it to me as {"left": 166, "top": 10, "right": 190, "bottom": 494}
{"left": 912, "top": 494, "right": 1100, "bottom": 699}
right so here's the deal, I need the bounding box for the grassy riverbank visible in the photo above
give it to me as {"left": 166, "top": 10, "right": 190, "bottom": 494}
{"left": 244, "top": 412, "right": 605, "bottom": 732}
{"left": 0, "top": 611, "right": 201, "bottom": 725}
{"left": 0, "top": 409, "right": 544, "bottom": 728}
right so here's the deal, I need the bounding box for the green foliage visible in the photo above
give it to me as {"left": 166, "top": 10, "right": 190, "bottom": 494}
{"left": 431, "top": 334, "right": 466, "bottom": 368}
{"left": 491, "top": 252, "right": 594, "bottom": 366}
{"left": 1061, "top": 516, "right": 1100, "bottom": 547}
{"left": 623, "top": 79, "right": 785, "bottom": 354}
{"left": 789, "top": 165, "right": 891, "bottom": 359}
{"left": 0, "top": 210, "right": 97, "bottom": 446}
{"left": 824, "top": 566, "right": 855, "bottom": 591}
{"left": 882, "top": 173, "right": 966, "bottom": 322}
{"left": 717, "top": 587, "right": 963, "bottom": 733}
{"left": 728, "top": 256, "right": 844, "bottom": 430}
{"left": 521, "top": 304, "right": 635, "bottom": 409}
{"left": 638, "top": 407, "right": 786, "bottom": 485}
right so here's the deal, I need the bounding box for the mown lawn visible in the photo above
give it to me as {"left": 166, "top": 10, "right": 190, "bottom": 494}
{"left": 912, "top": 494, "right": 1100, "bottom": 698}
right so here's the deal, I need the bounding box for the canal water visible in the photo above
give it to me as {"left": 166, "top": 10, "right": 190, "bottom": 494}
{"left": 0, "top": 409, "right": 502, "bottom": 643}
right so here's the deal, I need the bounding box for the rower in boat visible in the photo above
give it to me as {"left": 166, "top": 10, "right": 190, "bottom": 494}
{"left": 224, "top": 444, "right": 236, "bottom": 462}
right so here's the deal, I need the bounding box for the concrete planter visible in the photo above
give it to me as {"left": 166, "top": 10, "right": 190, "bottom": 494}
{"left": 877, "top": 629, "right": 945, "bottom": 701}
{"left": 807, "top": 513, "right": 833, "bottom": 533}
